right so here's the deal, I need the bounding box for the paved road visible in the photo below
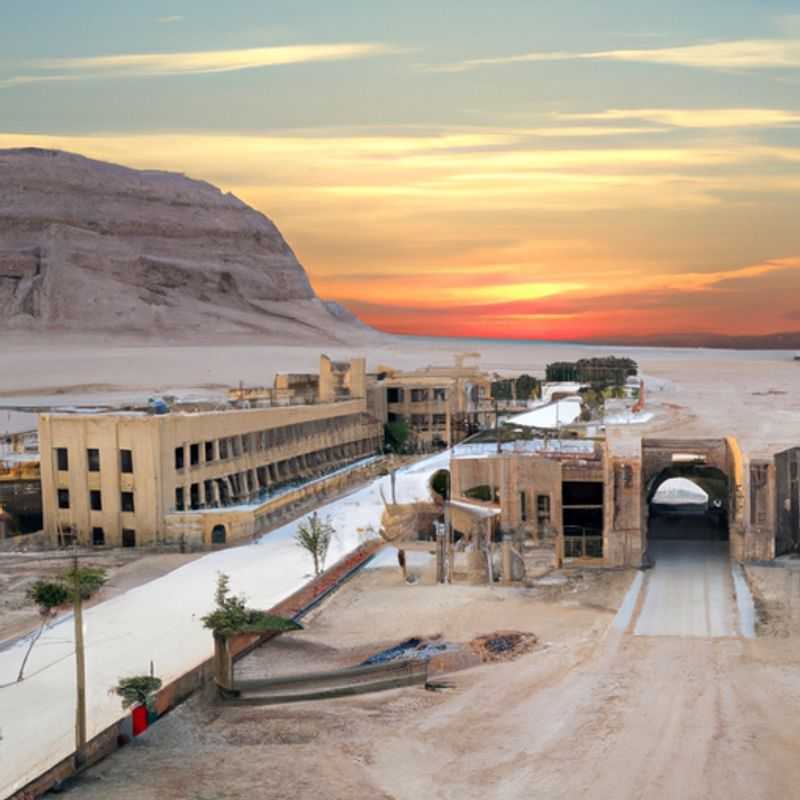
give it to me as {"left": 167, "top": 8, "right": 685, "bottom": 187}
{"left": 634, "top": 540, "right": 735, "bottom": 637}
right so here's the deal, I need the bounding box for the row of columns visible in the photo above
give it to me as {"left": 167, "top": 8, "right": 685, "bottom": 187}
{"left": 177, "top": 438, "right": 374, "bottom": 511}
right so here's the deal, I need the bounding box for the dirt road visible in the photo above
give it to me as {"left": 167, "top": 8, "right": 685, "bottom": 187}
{"left": 57, "top": 558, "right": 800, "bottom": 800}
{"left": 369, "top": 548, "right": 800, "bottom": 800}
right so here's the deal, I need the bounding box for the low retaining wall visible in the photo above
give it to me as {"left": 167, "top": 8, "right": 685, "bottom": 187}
{"left": 10, "top": 537, "right": 384, "bottom": 800}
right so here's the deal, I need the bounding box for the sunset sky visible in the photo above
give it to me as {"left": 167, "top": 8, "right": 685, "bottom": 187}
{"left": 2, "top": 1, "right": 800, "bottom": 340}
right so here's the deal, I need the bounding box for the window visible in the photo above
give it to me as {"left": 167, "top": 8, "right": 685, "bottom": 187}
{"left": 190, "top": 483, "right": 200, "bottom": 510}
{"left": 387, "top": 387, "right": 404, "bottom": 403}
{"left": 432, "top": 413, "right": 447, "bottom": 429}
{"left": 190, "top": 443, "right": 200, "bottom": 466}
{"left": 433, "top": 387, "right": 447, "bottom": 402}
{"left": 122, "top": 529, "right": 136, "bottom": 548}
{"left": 120, "top": 449, "right": 134, "bottom": 473}
{"left": 92, "top": 527, "right": 105, "bottom": 546}
{"left": 121, "top": 491, "right": 135, "bottom": 513}
{"left": 520, "top": 491, "right": 528, "bottom": 522}
{"left": 219, "top": 438, "right": 229, "bottom": 460}
{"left": 204, "top": 441, "right": 214, "bottom": 462}
{"left": 55, "top": 448, "right": 69, "bottom": 471}
{"left": 57, "top": 488, "right": 70, "bottom": 509}
{"left": 90, "top": 490, "right": 102, "bottom": 511}
{"left": 174, "top": 446, "right": 185, "bottom": 470}
{"left": 87, "top": 448, "right": 100, "bottom": 472}
{"left": 175, "top": 487, "right": 185, "bottom": 511}
{"left": 536, "top": 494, "right": 551, "bottom": 528}
{"left": 411, "top": 389, "right": 428, "bottom": 403}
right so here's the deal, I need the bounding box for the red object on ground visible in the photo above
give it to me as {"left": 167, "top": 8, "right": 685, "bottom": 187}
{"left": 131, "top": 705, "right": 148, "bottom": 736}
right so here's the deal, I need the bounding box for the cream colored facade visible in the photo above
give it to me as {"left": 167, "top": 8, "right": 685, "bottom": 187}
{"left": 446, "top": 432, "right": 777, "bottom": 570}
{"left": 228, "top": 355, "right": 366, "bottom": 406}
{"left": 371, "top": 355, "right": 493, "bottom": 449}
{"left": 39, "top": 398, "right": 382, "bottom": 548}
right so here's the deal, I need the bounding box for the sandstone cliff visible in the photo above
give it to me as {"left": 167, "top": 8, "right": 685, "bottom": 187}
{"left": 0, "top": 148, "right": 371, "bottom": 342}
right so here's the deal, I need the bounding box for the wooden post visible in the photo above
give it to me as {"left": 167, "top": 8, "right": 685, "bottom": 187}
{"left": 73, "top": 553, "right": 87, "bottom": 767}
{"left": 435, "top": 522, "right": 446, "bottom": 584}
{"left": 213, "top": 633, "right": 234, "bottom": 691}
{"left": 502, "top": 533, "right": 513, "bottom": 584}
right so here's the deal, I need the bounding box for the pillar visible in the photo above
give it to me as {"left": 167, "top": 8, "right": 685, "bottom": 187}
{"left": 502, "top": 534, "right": 513, "bottom": 584}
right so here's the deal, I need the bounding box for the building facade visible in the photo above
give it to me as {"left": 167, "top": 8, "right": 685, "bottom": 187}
{"left": 446, "top": 431, "right": 784, "bottom": 569}
{"left": 39, "top": 399, "right": 382, "bottom": 549}
{"left": 370, "top": 355, "right": 494, "bottom": 449}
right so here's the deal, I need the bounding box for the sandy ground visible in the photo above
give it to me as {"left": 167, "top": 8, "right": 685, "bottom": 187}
{"left": 2, "top": 335, "right": 800, "bottom": 798}
{"left": 0, "top": 452, "right": 449, "bottom": 799}
{"left": 56, "top": 554, "right": 800, "bottom": 800}
{"left": 1, "top": 333, "right": 799, "bottom": 457}
{"left": 57, "top": 565, "right": 633, "bottom": 800}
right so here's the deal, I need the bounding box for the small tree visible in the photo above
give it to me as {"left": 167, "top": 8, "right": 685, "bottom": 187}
{"left": 295, "top": 512, "right": 335, "bottom": 577}
{"left": 114, "top": 675, "right": 162, "bottom": 709}
{"left": 490, "top": 379, "right": 514, "bottom": 401}
{"left": 16, "top": 566, "right": 107, "bottom": 683}
{"left": 201, "top": 572, "right": 301, "bottom": 636}
{"left": 515, "top": 374, "right": 541, "bottom": 401}
{"left": 385, "top": 419, "right": 410, "bottom": 453}
{"left": 430, "top": 469, "right": 450, "bottom": 501}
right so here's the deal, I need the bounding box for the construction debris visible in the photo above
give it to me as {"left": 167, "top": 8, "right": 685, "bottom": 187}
{"left": 469, "top": 630, "right": 538, "bottom": 663}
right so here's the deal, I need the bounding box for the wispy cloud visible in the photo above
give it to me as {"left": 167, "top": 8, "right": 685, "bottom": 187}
{"left": 427, "top": 38, "right": 800, "bottom": 73}
{"left": 1, "top": 42, "right": 393, "bottom": 87}
{"left": 554, "top": 107, "right": 800, "bottom": 129}
{"left": 157, "top": 15, "right": 184, "bottom": 24}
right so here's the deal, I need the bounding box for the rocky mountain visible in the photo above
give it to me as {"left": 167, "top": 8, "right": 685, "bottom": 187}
{"left": 0, "top": 148, "right": 372, "bottom": 342}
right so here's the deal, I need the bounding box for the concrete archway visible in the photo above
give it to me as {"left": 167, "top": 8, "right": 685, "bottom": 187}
{"left": 641, "top": 437, "right": 744, "bottom": 562}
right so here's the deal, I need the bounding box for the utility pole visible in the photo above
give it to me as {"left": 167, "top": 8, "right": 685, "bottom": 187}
{"left": 72, "top": 551, "right": 87, "bottom": 767}
{"left": 494, "top": 397, "right": 501, "bottom": 455}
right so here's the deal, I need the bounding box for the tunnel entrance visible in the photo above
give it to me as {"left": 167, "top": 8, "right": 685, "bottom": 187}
{"left": 646, "top": 465, "right": 729, "bottom": 556}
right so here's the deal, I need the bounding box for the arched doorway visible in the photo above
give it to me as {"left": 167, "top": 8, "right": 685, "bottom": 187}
{"left": 211, "top": 524, "right": 227, "bottom": 545}
{"left": 644, "top": 463, "right": 730, "bottom": 566}
{"left": 640, "top": 437, "right": 742, "bottom": 563}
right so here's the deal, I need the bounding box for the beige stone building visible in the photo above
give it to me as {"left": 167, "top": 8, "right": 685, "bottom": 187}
{"left": 228, "top": 355, "right": 366, "bottom": 406}
{"left": 446, "top": 431, "right": 791, "bottom": 571}
{"left": 369, "top": 354, "right": 494, "bottom": 450}
{"left": 39, "top": 394, "right": 382, "bottom": 549}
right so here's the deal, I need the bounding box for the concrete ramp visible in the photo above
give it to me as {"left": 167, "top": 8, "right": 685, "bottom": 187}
{"left": 634, "top": 541, "right": 735, "bottom": 637}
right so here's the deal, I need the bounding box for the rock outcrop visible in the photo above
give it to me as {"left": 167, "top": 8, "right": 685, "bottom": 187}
{"left": 0, "top": 148, "right": 371, "bottom": 342}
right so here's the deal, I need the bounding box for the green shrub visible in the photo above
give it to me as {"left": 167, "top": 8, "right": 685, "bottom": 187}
{"left": 201, "top": 573, "right": 302, "bottom": 636}
{"left": 62, "top": 566, "right": 107, "bottom": 599}
{"left": 27, "top": 580, "right": 70, "bottom": 613}
{"left": 114, "top": 675, "right": 163, "bottom": 709}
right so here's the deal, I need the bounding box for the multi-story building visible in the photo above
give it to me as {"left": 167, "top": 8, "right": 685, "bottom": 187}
{"left": 369, "top": 354, "right": 493, "bottom": 449}
{"left": 39, "top": 359, "right": 382, "bottom": 549}
{"left": 0, "top": 429, "right": 41, "bottom": 535}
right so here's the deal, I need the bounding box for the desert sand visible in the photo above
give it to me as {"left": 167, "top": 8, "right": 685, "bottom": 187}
{"left": 2, "top": 334, "right": 800, "bottom": 799}
{"left": 53, "top": 562, "right": 800, "bottom": 800}
{"left": 2, "top": 333, "right": 798, "bottom": 458}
